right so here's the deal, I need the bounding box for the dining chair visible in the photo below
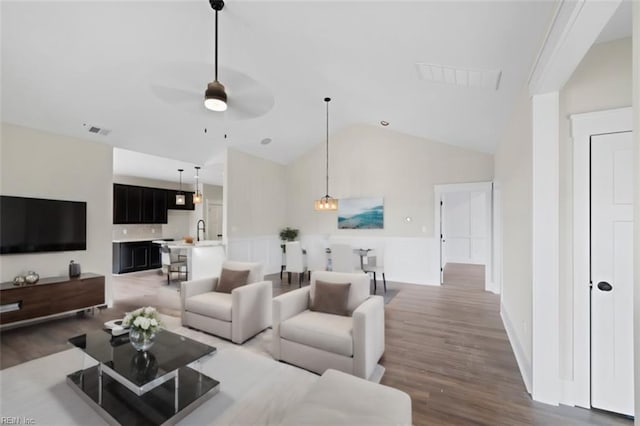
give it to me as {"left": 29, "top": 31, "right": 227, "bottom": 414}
{"left": 160, "top": 244, "right": 187, "bottom": 285}
{"left": 330, "top": 243, "right": 362, "bottom": 273}
{"left": 363, "top": 255, "right": 387, "bottom": 294}
{"left": 285, "top": 241, "right": 308, "bottom": 287}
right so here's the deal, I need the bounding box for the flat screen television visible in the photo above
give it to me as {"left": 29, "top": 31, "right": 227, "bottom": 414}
{"left": 0, "top": 196, "right": 87, "bottom": 254}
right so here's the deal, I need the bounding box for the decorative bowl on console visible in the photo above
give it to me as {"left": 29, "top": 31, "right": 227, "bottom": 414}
{"left": 13, "top": 275, "right": 26, "bottom": 286}
{"left": 24, "top": 271, "right": 39, "bottom": 284}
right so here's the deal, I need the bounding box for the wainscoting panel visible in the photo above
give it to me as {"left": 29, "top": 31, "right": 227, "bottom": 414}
{"left": 228, "top": 234, "right": 440, "bottom": 285}
{"left": 226, "top": 236, "right": 282, "bottom": 275}
{"left": 301, "top": 234, "right": 440, "bottom": 285}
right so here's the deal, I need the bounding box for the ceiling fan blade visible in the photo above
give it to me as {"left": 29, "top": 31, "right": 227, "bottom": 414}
{"left": 222, "top": 68, "right": 274, "bottom": 119}
{"left": 225, "top": 93, "right": 274, "bottom": 120}
{"left": 150, "top": 84, "right": 200, "bottom": 104}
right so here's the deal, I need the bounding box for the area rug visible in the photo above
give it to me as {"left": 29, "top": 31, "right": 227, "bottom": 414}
{"left": 0, "top": 324, "right": 384, "bottom": 425}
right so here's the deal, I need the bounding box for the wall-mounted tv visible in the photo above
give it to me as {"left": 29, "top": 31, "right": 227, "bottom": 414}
{"left": 0, "top": 196, "right": 87, "bottom": 254}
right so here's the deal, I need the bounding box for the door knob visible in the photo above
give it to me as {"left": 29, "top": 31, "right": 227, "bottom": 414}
{"left": 597, "top": 281, "right": 613, "bottom": 292}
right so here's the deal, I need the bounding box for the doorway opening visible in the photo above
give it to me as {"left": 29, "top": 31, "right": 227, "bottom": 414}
{"left": 442, "top": 263, "right": 485, "bottom": 291}
{"left": 434, "top": 182, "right": 494, "bottom": 292}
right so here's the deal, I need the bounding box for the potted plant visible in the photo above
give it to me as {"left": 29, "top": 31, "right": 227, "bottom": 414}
{"left": 279, "top": 227, "right": 299, "bottom": 253}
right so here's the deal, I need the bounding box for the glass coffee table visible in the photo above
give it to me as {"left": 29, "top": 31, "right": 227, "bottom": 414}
{"left": 67, "top": 329, "right": 219, "bottom": 425}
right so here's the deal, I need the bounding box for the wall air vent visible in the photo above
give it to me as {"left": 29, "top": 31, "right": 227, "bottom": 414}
{"left": 416, "top": 63, "right": 502, "bottom": 90}
{"left": 84, "top": 124, "right": 111, "bottom": 136}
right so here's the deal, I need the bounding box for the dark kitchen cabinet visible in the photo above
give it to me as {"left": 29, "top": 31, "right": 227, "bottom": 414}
{"left": 113, "top": 184, "right": 168, "bottom": 224}
{"left": 113, "top": 184, "right": 143, "bottom": 224}
{"left": 113, "top": 240, "right": 165, "bottom": 274}
{"left": 142, "top": 188, "right": 168, "bottom": 224}
{"left": 149, "top": 242, "right": 162, "bottom": 268}
{"left": 167, "top": 189, "right": 195, "bottom": 211}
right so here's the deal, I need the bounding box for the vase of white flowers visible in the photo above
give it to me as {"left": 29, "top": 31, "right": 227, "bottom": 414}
{"left": 122, "top": 306, "right": 162, "bottom": 351}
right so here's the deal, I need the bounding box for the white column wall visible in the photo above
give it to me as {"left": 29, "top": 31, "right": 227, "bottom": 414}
{"left": 632, "top": 2, "right": 640, "bottom": 422}
{"left": 531, "top": 92, "right": 560, "bottom": 405}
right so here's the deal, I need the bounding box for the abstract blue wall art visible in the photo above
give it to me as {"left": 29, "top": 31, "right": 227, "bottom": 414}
{"left": 337, "top": 197, "right": 384, "bottom": 229}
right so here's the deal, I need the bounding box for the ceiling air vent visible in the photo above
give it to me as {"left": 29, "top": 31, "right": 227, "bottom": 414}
{"left": 84, "top": 124, "right": 111, "bottom": 136}
{"left": 416, "top": 63, "right": 502, "bottom": 90}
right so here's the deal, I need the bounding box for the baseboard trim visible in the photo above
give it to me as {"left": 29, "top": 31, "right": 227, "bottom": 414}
{"left": 560, "top": 378, "right": 575, "bottom": 406}
{"left": 486, "top": 281, "right": 500, "bottom": 294}
{"left": 501, "top": 302, "right": 532, "bottom": 394}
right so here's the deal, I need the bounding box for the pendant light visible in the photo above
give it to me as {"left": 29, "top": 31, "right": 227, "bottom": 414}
{"left": 193, "top": 166, "right": 203, "bottom": 204}
{"left": 176, "top": 169, "right": 186, "bottom": 206}
{"left": 314, "top": 97, "right": 338, "bottom": 211}
{"left": 204, "top": 0, "right": 227, "bottom": 112}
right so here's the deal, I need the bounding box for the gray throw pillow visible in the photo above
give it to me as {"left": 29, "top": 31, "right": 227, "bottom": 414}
{"left": 310, "top": 280, "right": 352, "bottom": 316}
{"left": 216, "top": 268, "right": 251, "bottom": 293}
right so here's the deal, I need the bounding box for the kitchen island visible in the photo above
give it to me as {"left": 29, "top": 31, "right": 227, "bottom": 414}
{"left": 155, "top": 240, "right": 226, "bottom": 281}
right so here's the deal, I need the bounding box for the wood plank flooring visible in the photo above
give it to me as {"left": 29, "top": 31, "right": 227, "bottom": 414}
{"left": 0, "top": 264, "right": 632, "bottom": 425}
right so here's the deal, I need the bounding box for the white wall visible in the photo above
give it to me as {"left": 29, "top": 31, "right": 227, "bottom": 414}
{"left": 285, "top": 124, "right": 493, "bottom": 284}
{"left": 0, "top": 123, "right": 113, "bottom": 301}
{"left": 559, "top": 38, "right": 632, "bottom": 385}
{"left": 287, "top": 124, "right": 493, "bottom": 238}
{"left": 204, "top": 183, "right": 223, "bottom": 203}
{"left": 633, "top": 3, "right": 640, "bottom": 420}
{"left": 494, "top": 86, "right": 533, "bottom": 392}
{"left": 225, "top": 148, "right": 287, "bottom": 274}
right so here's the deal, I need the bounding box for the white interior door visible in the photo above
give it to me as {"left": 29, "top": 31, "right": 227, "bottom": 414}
{"left": 441, "top": 191, "right": 487, "bottom": 265}
{"left": 590, "top": 131, "right": 634, "bottom": 416}
{"left": 207, "top": 203, "right": 223, "bottom": 240}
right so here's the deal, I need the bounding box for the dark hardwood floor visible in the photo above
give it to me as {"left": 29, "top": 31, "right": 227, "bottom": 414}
{"left": 0, "top": 264, "right": 632, "bottom": 425}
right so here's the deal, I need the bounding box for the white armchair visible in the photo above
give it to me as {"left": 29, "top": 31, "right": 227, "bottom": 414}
{"left": 180, "top": 261, "right": 272, "bottom": 344}
{"left": 272, "top": 271, "right": 385, "bottom": 379}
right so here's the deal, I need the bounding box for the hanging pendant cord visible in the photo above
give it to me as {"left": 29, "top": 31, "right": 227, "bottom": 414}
{"left": 214, "top": 10, "right": 219, "bottom": 81}
{"left": 325, "top": 98, "right": 329, "bottom": 198}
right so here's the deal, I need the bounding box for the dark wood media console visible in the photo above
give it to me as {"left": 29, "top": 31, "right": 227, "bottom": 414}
{"left": 0, "top": 273, "right": 105, "bottom": 326}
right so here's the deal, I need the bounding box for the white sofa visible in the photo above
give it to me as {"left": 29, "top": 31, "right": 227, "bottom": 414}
{"left": 280, "top": 369, "right": 412, "bottom": 426}
{"left": 272, "top": 271, "right": 385, "bottom": 379}
{"left": 180, "top": 261, "right": 272, "bottom": 344}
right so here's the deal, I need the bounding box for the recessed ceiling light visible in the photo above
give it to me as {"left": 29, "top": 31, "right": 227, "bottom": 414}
{"left": 380, "top": 121, "right": 389, "bottom": 127}
{"left": 261, "top": 138, "right": 272, "bottom": 145}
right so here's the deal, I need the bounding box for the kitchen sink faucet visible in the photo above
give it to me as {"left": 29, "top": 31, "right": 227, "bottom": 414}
{"left": 197, "top": 219, "right": 206, "bottom": 242}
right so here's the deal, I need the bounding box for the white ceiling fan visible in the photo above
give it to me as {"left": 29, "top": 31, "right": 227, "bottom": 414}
{"left": 150, "top": 0, "right": 274, "bottom": 121}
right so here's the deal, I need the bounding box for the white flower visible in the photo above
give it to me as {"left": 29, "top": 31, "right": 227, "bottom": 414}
{"left": 135, "top": 316, "right": 152, "bottom": 330}
{"left": 125, "top": 306, "right": 160, "bottom": 333}
{"left": 122, "top": 313, "right": 133, "bottom": 327}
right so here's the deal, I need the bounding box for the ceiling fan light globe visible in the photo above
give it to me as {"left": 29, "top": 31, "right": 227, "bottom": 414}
{"left": 204, "top": 81, "right": 228, "bottom": 111}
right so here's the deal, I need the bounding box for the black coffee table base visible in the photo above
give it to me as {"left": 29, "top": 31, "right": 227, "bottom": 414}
{"left": 67, "top": 365, "right": 220, "bottom": 425}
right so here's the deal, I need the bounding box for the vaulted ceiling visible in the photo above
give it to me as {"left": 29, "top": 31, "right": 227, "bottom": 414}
{"left": 1, "top": 1, "right": 620, "bottom": 185}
